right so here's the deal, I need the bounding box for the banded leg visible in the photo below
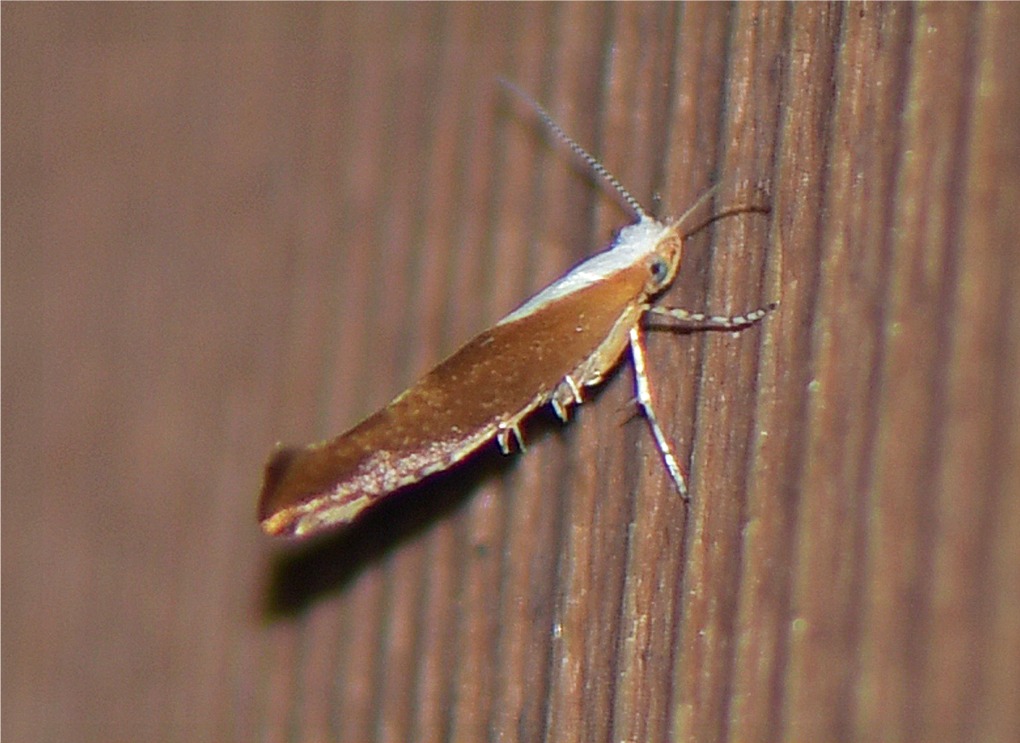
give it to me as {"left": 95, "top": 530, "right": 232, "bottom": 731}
{"left": 628, "top": 325, "right": 689, "bottom": 501}
{"left": 646, "top": 301, "right": 777, "bottom": 330}
{"left": 496, "top": 419, "right": 526, "bottom": 454}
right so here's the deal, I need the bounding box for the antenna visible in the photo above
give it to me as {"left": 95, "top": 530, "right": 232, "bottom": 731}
{"left": 498, "top": 78, "right": 649, "bottom": 221}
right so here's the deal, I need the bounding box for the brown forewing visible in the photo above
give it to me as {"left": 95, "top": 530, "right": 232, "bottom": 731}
{"left": 259, "top": 261, "right": 651, "bottom": 536}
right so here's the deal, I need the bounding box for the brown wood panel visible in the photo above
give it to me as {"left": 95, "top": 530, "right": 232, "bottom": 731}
{"left": 4, "top": 3, "right": 1019, "bottom": 742}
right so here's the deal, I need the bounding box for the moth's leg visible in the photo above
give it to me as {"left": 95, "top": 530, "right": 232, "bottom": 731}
{"left": 496, "top": 419, "right": 526, "bottom": 454}
{"left": 550, "top": 374, "right": 583, "bottom": 422}
{"left": 628, "top": 325, "right": 689, "bottom": 501}
{"left": 646, "top": 301, "right": 777, "bottom": 330}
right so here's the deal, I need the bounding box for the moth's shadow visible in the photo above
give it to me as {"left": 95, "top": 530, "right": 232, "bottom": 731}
{"left": 261, "top": 461, "right": 484, "bottom": 618}
{"left": 260, "top": 409, "right": 566, "bottom": 619}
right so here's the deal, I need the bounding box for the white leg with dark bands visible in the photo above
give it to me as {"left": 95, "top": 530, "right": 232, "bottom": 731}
{"left": 628, "top": 325, "right": 689, "bottom": 501}
{"left": 647, "top": 301, "right": 777, "bottom": 330}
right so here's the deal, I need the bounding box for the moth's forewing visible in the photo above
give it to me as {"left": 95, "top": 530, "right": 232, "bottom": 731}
{"left": 259, "top": 261, "right": 650, "bottom": 536}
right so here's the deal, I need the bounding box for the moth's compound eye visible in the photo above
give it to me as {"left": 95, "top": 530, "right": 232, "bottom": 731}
{"left": 649, "top": 257, "right": 670, "bottom": 284}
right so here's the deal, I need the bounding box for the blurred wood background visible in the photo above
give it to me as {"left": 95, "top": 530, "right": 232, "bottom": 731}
{"left": 4, "top": 3, "right": 1019, "bottom": 742}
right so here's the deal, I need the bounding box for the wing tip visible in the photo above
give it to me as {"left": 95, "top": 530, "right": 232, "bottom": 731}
{"left": 257, "top": 445, "right": 304, "bottom": 536}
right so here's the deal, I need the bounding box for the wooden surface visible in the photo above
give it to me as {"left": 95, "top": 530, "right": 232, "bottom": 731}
{"left": 4, "top": 4, "right": 1019, "bottom": 741}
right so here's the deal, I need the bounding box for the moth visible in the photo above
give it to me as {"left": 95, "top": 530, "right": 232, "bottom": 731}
{"left": 258, "top": 89, "right": 774, "bottom": 538}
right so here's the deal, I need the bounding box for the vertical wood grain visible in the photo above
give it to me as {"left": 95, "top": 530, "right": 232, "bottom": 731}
{"left": 4, "top": 3, "right": 1019, "bottom": 742}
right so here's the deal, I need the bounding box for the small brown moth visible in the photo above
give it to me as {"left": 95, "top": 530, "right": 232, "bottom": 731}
{"left": 258, "top": 88, "right": 774, "bottom": 538}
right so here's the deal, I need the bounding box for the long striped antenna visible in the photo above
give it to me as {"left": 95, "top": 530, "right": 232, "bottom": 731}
{"left": 499, "top": 79, "right": 650, "bottom": 222}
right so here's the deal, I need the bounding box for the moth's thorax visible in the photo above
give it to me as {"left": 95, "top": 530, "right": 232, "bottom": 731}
{"left": 614, "top": 217, "right": 673, "bottom": 249}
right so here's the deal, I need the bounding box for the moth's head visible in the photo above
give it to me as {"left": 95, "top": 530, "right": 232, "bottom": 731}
{"left": 643, "top": 227, "right": 684, "bottom": 296}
